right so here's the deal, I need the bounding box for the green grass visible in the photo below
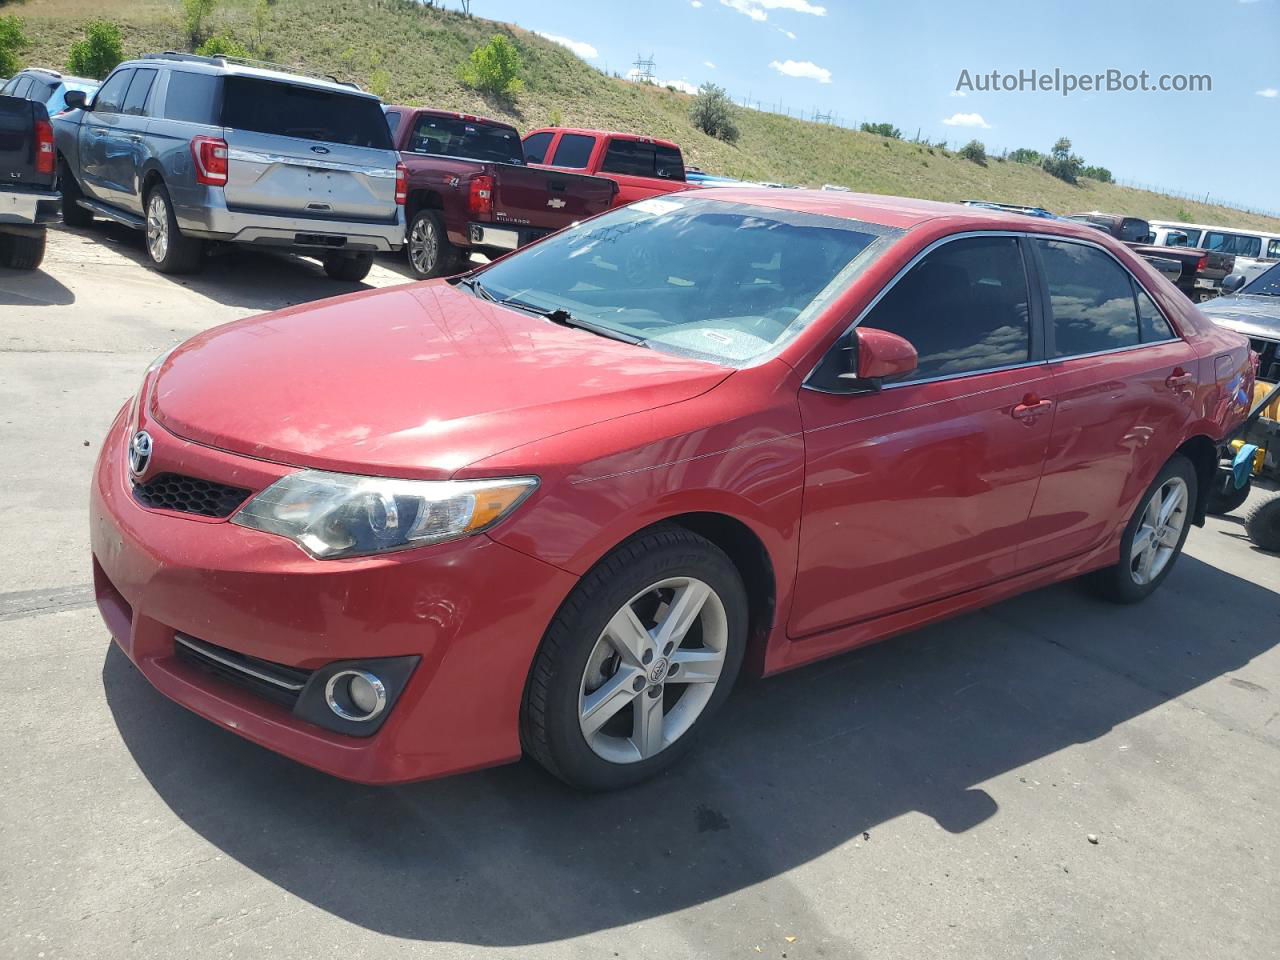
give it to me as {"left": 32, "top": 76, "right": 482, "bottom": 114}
{"left": 16, "top": 0, "right": 1280, "bottom": 232}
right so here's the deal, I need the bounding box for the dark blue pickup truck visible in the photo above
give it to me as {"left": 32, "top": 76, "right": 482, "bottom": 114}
{"left": 0, "top": 94, "right": 59, "bottom": 270}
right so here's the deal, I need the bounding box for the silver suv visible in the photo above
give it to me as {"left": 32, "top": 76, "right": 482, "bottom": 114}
{"left": 52, "top": 53, "right": 404, "bottom": 280}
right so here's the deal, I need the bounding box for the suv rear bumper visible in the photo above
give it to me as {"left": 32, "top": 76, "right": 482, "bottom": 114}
{"left": 176, "top": 189, "right": 404, "bottom": 253}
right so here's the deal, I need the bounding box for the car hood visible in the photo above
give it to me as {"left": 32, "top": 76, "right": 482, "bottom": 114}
{"left": 1199, "top": 295, "right": 1280, "bottom": 342}
{"left": 150, "top": 282, "right": 731, "bottom": 479}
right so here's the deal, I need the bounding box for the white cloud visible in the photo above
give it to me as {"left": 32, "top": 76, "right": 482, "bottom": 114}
{"left": 1257, "top": 87, "right": 1279, "bottom": 98}
{"left": 691, "top": 0, "right": 704, "bottom": 6}
{"left": 769, "top": 59, "right": 832, "bottom": 83}
{"left": 704, "top": 60, "right": 716, "bottom": 68}
{"left": 720, "top": 0, "right": 826, "bottom": 22}
{"left": 942, "top": 112, "right": 991, "bottom": 128}
{"left": 667, "top": 79, "right": 698, "bottom": 94}
{"left": 776, "top": 26, "right": 797, "bottom": 38}
{"left": 534, "top": 31, "right": 598, "bottom": 59}
{"left": 949, "top": 89, "right": 967, "bottom": 97}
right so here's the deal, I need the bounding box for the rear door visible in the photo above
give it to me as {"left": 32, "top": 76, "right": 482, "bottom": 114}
{"left": 219, "top": 76, "right": 398, "bottom": 222}
{"left": 1018, "top": 238, "right": 1201, "bottom": 569}
{"left": 598, "top": 137, "right": 687, "bottom": 205}
{"left": 103, "top": 67, "right": 157, "bottom": 214}
{"left": 791, "top": 234, "right": 1053, "bottom": 637}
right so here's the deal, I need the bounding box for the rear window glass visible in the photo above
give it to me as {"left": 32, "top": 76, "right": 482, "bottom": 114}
{"left": 550, "top": 133, "right": 595, "bottom": 168}
{"left": 600, "top": 140, "right": 686, "bottom": 181}
{"left": 10, "top": 77, "right": 33, "bottom": 99}
{"left": 221, "top": 77, "right": 392, "bottom": 150}
{"left": 1038, "top": 239, "right": 1141, "bottom": 356}
{"left": 162, "top": 71, "right": 220, "bottom": 124}
{"left": 1203, "top": 232, "right": 1262, "bottom": 259}
{"left": 523, "top": 131, "right": 552, "bottom": 164}
{"left": 406, "top": 114, "right": 522, "bottom": 164}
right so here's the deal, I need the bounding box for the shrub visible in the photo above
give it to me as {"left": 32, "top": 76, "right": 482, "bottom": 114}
{"left": 689, "top": 82, "right": 738, "bottom": 143}
{"left": 1041, "top": 136, "right": 1084, "bottom": 185}
{"left": 0, "top": 14, "right": 25, "bottom": 78}
{"left": 196, "top": 34, "right": 250, "bottom": 58}
{"left": 1008, "top": 147, "right": 1041, "bottom": 165}
{"left": 547, "top": 106, "right": 563, "bottom": 127}
{"left": 458, "top": 34, "right": 524, "bottom": 96}
{"left": 368, "top": 66, "right": 390, "bottom": 99}
{"left": 66, "top": 20, "right": 123, "bottom": 79}
{"left": 1082, "top": 165, "right": 1113, "bottom": 183}
{"left": 859, "top": 122, "right": 901, "bottom": 139}
{"left": 182, "top": 0, "right": 217, "bottom": 48}
{"left": 958, "top": 139, "right": 987, "bottom": 165}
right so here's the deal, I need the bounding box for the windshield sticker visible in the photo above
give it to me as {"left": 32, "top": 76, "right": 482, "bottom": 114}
{"left": 631, "top": 198, "right": 684, "bottom": 217}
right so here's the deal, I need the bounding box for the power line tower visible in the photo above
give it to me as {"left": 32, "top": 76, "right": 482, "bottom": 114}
{"left": 631, "top": 53, "right": 656, "bottom": 84}
{"left": 813, "top": 109, "right": 833, "bottom": 125}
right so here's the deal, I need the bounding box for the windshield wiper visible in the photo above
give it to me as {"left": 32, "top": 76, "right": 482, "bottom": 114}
{"left": 499, "top": 297, "right": 648, "bottom": 347}
{"left": 452, "top": 274, "right": 499, "bottom": 302}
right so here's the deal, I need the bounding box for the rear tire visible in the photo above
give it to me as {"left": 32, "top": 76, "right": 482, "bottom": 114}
{"left": 1206, "top": 468, "right": 1251, "bottom": 516}
{"left": 1088, "top": 454, "right": 1197, "bottom": 604}
{"left": 1245, "top": 497, "right": 1280, "bottom": 552}
{"left": 522, "top": 526, "right": 748, "bottom": 791}
{"left": 59, "top": 162, "right": 94, "bottom": 228}
{"left": 144, "top": 184, "right": 203, "bottom": 274}
{"left": 322, "top": 252, "right": 374, "bottom": 282}
{"left": 0, "top": 231, "right": 46, "bottom": 270}
{"left": 406, "top": 209, "right": 464, "bottom": 279}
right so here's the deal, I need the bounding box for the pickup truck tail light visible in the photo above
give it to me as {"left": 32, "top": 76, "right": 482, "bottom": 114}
{"left": 34, "top": 118, "right": 55, "bottom": 175}
{"left": 395, "top": 161, "right": 407, "bottom": 205}
{"left": 468, "top": 174, "right": 493, "bottom": 218}
{"left": 190, "top": 135, "right": 229, "bottom": 186}
{"left": 1197, "top": 255, "right": 1208, "bottom": 272}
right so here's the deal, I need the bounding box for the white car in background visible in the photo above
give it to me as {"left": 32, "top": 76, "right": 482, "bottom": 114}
{"left": 1150, "top": 220, "right": 1280, "bottom": 283}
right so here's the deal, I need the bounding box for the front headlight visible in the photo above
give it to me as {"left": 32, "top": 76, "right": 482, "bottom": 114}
{"left": 230, "top": 471, "right": 538, "bottom": 559}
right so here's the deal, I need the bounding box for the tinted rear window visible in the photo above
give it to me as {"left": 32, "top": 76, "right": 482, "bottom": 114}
{"left": 162, "top": 71, "right": 220, "bottom": 124}
{"left": 221, "top": 77, "right": 392, "bottom": 149}
{"left": 550, "top": 133, "right": 595, "bottom": 168}
{"left": 406, "top": 114, "right": 522, "bottom": 164}
{"left": 600, "top": 139, "right": 685, "bottom": 181}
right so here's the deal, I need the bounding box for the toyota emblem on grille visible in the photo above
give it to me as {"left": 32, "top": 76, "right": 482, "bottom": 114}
{"left": 128, "top": 430, "right": 153, "bottom": 478}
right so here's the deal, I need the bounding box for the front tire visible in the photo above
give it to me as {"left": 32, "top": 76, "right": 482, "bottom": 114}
{"left": 1089, "top": 454, "right": 1196, "bottom": 604}
{"left": 522, "top": 526, "right": 748, "bottom": 791}
{"left": 59, "top": 162, "right": 94, "bottom": 228}
{"left": 0, "top": 231, "right": 46, "bottom": 270}
{"left": 1245, "top": 497, "right": 1280, "bottom": 552}
{"left": 1206, "top": 468, "right": 1251, "bottom": 516}
{"left": 144, "top": 184, "right": 203, "bottom": 274}
{"left": 322, "top": 252, "right": 373, "bottom": 282}
{"left": 406, "top": 209, "right": 463, "bottom": 279}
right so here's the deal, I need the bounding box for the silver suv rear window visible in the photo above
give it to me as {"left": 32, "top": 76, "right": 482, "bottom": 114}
{"left": 220, "top": 77, "right": 392, "bottom": 150}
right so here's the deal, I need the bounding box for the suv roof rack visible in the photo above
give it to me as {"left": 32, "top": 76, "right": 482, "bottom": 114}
{"left": 146, "top": 52, "right": 364, "bottom": 91}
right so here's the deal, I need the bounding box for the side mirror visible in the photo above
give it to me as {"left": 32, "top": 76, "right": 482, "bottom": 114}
{"left": 1221, "top": 273, "right": 1247, "bottom": 295}
{"left": 63, "top": 89, "right": 88, "bottom": 110}
{"left": 839, "top": 327, "right": 918, "bottom": 390}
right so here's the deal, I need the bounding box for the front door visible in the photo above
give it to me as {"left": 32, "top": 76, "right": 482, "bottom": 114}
{"left": 791, "top": 234, "right": 1053, "bottom": 638}
{"left": 79, "top": 68, "right": 134, "bottom": 204}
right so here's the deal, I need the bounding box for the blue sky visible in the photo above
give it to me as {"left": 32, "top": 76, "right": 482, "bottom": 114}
{"left": 471, "top": 0, "right": 1280, "bottom": 213}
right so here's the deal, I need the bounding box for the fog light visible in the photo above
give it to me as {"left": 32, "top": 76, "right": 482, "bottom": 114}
{"left": 324, "top": 669, "right": 387, "bottom": 722}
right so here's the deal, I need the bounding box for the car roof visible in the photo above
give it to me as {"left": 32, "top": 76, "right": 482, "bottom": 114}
{"left": 122, "top": 54, "right": 379, "bottom": 99}
{"left": 528, "top": 127, "right": 681, "bottom": 150}
{"left": 690, "top": 187, "right": 1140, "bottom": 238}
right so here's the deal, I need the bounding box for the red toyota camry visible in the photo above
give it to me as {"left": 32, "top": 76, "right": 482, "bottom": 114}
{"left": 92, "top": 190, "right": 1253, "bottom": 790}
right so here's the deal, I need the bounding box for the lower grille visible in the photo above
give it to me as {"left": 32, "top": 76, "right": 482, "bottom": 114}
{"left": 174, "top": 633, "right": 312, "bottom": 708}
{"left": 132, "top": 473, "right": 251, "bottom": 518}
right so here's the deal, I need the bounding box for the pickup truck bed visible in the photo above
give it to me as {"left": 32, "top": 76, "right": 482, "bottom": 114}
{"left": 387, "top": 106, "right": 617, "bottom": 278}
{"left": 0, "top": 95, "right": 58, "bottom": 270}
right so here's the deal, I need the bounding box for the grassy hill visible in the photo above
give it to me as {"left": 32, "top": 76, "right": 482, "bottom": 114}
{"left": 14, "top": 0, "right": 1280, "bottom": 232}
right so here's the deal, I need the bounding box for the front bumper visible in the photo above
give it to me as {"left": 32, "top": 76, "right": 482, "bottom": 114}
{"left": 91, "top": 406, "right": 577, "bottom": 784}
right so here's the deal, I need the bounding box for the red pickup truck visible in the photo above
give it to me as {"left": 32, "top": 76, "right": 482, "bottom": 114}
{"left": 522, "top": 127, "right": 694, "bottom": 207}
{"left": 386, "top": 106, "right": 617, "bottom": 278}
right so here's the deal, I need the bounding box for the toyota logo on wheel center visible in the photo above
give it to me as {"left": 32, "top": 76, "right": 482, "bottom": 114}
{"left": 128, "top": 430, "right": 153, "bottom": 477}
{"left": 647, "top": 657, "right": 670, "bottom": 685}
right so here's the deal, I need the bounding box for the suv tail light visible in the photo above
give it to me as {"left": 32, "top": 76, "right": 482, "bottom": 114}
{"left": 468, "top": 174, "right": 493, "bottom": 218}
{"left": 190, "top": 135, "right": 229, "bottom": 186}
{"left": 395, "top": 161, "right": 407, "bottom": 205}
{"left": 34, "top": 118, "right": 54, "bottom": 175}
{"left": 1197, "top": 255, "right": 1208, "bottom": 272}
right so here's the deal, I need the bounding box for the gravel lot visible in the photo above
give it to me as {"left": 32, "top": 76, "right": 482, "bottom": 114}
{"left": 2, "top": 226, "right": 1277, "bottom": 960}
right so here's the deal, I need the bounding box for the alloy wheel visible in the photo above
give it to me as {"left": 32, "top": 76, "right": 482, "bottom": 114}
{"left": 1130, "top": 476, "right": 1188, "bottom": 585}
{"left": 146, "top": 194, "right": 169, "bottom": 263}
{"left": 409, "top": 216, "right": 438, "bottom": 275}
{"left": 578, "top": 576, "right": 728, "bottom": 764}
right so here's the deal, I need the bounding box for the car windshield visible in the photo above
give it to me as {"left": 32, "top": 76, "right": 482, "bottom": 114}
{"left": 473, "top": 197, "right": 896, "bottom": 366}
{"left": 406, "top": 114, "right": 523, "bottom": 164}
{"left": 1241, "top": 263, "right": 1280, "bottom": 297}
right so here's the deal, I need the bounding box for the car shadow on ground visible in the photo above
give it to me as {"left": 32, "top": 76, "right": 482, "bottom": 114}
{"left": 0, "top": 265, "right": 75, "bottom": 307}
{"left": 102, "top": 554, "right": 1277, "bottom": 947}
{"left": 55, "top": 222, "right": 385, "bottom": 312}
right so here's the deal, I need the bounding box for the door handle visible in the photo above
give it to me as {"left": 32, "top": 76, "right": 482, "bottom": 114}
{"left": 127, "top": 134, "right": 143, "bottom": 143}
{"left": 1165, "top": 367, "right": 1194, "bottom": 392}
{"left": 1011, "top": 393, "right": 1053, "bottom": 422}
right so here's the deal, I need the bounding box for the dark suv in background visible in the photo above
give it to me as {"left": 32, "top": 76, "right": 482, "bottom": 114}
{"left": 1, "top": 67, "right": 99, "bottom": 118}
{"left": 52, "top": 53, "right": 405, "bottom": 280}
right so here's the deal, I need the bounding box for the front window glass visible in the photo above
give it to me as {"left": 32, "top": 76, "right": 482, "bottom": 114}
{"left": 406, "top": 115, "right": 522, "bottom": 164}
{"left": 860, "top": 235, "right": 1031, "bottom": 381}
{"left": 92, "top": 69, "right": 133, "bottom": 114}
{"left": 474, "top": 197, "right": 895, "bottom": 366}
{"left": 1038, "top": 240, "right": 1141, "bottom": 356}
{"left": 550, "top": 133, "right": 595, "bottom": 168}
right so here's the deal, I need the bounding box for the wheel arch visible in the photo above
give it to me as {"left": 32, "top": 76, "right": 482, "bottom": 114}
{"left": 1175, "top": 433, "right": 1219, "bottom": 527}
{"left": 139, "top": 165, "right": 166, "bottom": 202}
{"left": 405, "top": 188, "right": 444, "bottom": 222}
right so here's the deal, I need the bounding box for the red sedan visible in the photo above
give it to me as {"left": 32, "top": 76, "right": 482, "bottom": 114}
{"left": 92, "top": 190, "right": 1254, "bottom": 790}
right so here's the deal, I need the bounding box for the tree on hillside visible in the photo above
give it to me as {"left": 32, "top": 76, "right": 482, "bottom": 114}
{"left": 196, "top": 34, "right": 250, "bottom": 59}
{"left": 859, "top": 122, "right": 901, "bottom": 139}
{"left": 959, "top": 139, "right": 987, "bottom": 166}
{"left": 1082, "top": 165, "right": 1113, "bottom": 183}
{"left": 1042, "top": 136, "right": 1085, "bottom": 185}
{"left": 1008, "top": 147, "right": 1041, "bottom": 165}
{"left": 458, "top": 34, "right": 523, "bottom": 96}
{"left": 66, "top": 20, "right": 123, "bottom": 80}
{"left": 689, "top": 83, "right": 739, "bottom": 143}
{"left": 0, "top": 14, "right": 27, "bottom": 78}
{"left": 182, "top": 0, "right": 218, "bottom": 49}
